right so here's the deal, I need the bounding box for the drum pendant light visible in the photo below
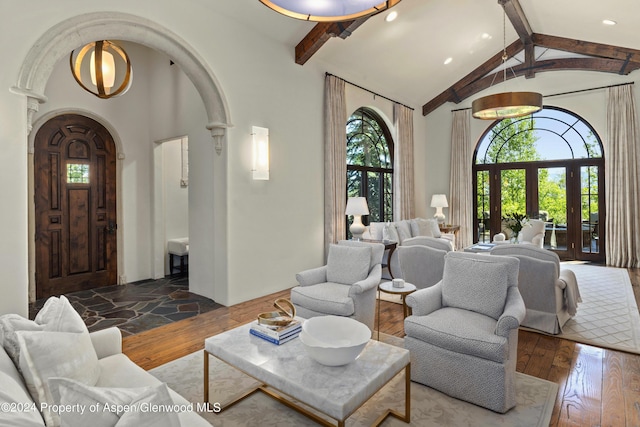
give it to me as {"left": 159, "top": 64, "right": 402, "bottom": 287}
{"left": 259, "top": 0, "right": 402, "bottom": 22}
{"left": 472, "top": 10, "right": 542, "bottom": 120}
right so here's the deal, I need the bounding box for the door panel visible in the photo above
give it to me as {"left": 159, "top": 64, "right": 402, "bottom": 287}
{"left": 35, "top": 114, "right": 117, "bottom": 299}
{"left": 579, "top": 165, "right": 601, "bottom": 260}
{"left": 538, "top": 167, "right": 570, "bottom": 257}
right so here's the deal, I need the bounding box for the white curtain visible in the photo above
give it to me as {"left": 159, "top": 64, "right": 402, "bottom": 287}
{"left": 605, "top": 85, "right": 640, "bottom": 267}
{"left": 324, "top": 75, "right": 347, "bottom": 257}
{"left": 449, "top": 109, "right": 473, "bottom": 250}
{"left": 393, "top": 103, "right": 415, "bottom": 220}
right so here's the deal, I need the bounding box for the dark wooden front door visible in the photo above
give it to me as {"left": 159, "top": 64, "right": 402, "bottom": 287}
{"left": 35, "top": 114, "right": 117, "bottom": 299}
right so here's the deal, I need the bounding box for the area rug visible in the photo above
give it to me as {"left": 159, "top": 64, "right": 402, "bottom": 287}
{"left": 552, "top": 263, "right": 640, "bottom": 354}
{"left": 150, "top": 337, "right": 558, "bottom": 426}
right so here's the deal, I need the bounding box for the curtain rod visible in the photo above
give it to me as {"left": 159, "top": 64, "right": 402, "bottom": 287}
{"left": 326, "top": 73, "right": 414, "bottom": 111}
{"left": 450, "top": 81, "right": 635, "bottom": 112}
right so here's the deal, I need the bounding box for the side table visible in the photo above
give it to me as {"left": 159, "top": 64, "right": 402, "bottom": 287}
{"left": 377, "top": 281, "right": 417, "bottom": 340}
{"left": 361, "top": 239, "right": 398, "bottom": 278}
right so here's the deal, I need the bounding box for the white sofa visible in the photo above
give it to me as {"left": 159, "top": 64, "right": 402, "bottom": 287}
{"left": 0, "top": 326, "right": 210, "bottom": 427}
{"left": 362, "top": 218, "right": 455, "bottom": 279}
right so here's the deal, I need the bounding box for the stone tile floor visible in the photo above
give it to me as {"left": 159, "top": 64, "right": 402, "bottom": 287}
{"left": 29, "top": 275, "right": 223, "bottom": 337}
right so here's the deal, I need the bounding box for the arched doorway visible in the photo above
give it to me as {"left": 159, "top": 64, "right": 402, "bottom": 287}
{"left": 16, "top": 11, "right": 233, "bottom": 304}
{"left": 473, "top": 106, "right": 605, "bottom": 262}
{"left": 34, "top": 114, "right": 117, "bottom": 298}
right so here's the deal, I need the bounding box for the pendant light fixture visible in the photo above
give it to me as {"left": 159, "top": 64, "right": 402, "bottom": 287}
{"left": 70, "top": 41, "right": 132, "bottom": 99}
{"left": 472, "top": 9, "right": 542, "bottom": 120}
{"left": 259, "top": 0, "right": 401, "bottom": 22}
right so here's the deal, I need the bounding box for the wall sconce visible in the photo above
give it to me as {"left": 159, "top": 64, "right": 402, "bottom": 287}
{"left": 252, "top": 126, "right": 269, "bottom": 180}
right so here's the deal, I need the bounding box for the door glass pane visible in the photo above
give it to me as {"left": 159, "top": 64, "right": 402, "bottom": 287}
{"left": 383, "top": 172, "right": 393, "bottom": 222}
{"left": 67, "top": 164, "right": 90, "bottom": 183}
{"left": 538, "top": 167, "right": 567, "bottom": 250}
{"left": 581, "top": 166, "right": 599, "bottom": 254}
{"left": 476, "top": 170, "right": 491, "bottom": 243}
{"left": 367, "top": 171, "right": 381, "bottom": 222}
{"left": 347, "top": 170, "right": 361, "bottom": 198}
{"left": 500, "top": 169, "right": 526, "bottom": 236}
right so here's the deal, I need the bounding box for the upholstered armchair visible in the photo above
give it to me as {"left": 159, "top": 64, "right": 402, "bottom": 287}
{"left": 404, "top": 252, "right": 525, "bottom": 413}
{"left": 397, "top": 245, "right": 447, "bottom": 290}
{"left": 490, "top": 244, "right": 581, "bottom": 334}
{"left": 290, "top": 240, "right": 384, "bottom": 331}
{"left": 392, "top": 236, "right": 452, "bottom": 279}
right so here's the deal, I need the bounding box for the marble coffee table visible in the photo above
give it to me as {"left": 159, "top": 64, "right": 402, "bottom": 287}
{"left": 204, "top": 321, "right": 410, "bottom": 427}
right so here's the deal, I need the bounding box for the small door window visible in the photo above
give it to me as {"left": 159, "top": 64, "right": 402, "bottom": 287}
{"left": 67, "top": 163, "right": 90, "bottom": 183}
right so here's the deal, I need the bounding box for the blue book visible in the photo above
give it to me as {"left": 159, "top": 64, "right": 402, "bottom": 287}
{"left": 249, "top": 328, "right": 300, "bottom": 345}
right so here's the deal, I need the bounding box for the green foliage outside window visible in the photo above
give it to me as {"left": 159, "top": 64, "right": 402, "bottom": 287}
{"left": 346, "top": 108, "right": 393, "bottom": 229}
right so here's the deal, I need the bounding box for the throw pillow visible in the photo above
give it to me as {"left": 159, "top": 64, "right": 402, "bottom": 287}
{"left": 326, "top": 244, "right": 371, "bottom": 285}
{"left": 0, "top": 296, "right": 88, "bottom": 367}
{"left": 0, "top": 371, "right": 45, "bottom": 427}
{"left": 17, "top": 331, "right": 101, "bottom": 427}
{"left": 394, "top": 220, "right": 413, "bottom": 244}
{"left": 383, "top": 223, "right": 399, "bottom": 243}
{"left": 426, "top": 218, "right": 442, "bottom": 238}
{"left": 410, "top": 218, "right": 434, "bottom": 237}
{"left": 368, "top": 222, "right": 385, "bottom": 240}
{"left": 441, "top": 252, "right": 518, "bottom": 320}
{"left": 48, "top": 378, "right": 180, "bottom": 427}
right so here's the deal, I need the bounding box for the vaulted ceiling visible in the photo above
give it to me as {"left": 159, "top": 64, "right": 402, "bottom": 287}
{"left": 231, "top": 0, "right": 640, "bottom": 114}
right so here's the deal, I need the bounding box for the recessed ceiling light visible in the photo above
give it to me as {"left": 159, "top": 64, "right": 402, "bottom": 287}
{"left": 603, "top": 19, "right": 617, "bottom": 25}
{"left": 444, "top": 57, "right": 453, "bottom": 65}
{"left": 385, "top": 11, "right": 398, "bottom": 22}
{"left": 481, "top": 33, "right": 491, "bottom": 40}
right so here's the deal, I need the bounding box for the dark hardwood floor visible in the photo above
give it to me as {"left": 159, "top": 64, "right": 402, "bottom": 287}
{"left": 123, "top": 267, "right": 640, "bottom": 426}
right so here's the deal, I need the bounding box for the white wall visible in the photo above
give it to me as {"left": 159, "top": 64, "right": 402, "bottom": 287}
{"left": 0, "top": 1, "right": 326, "bottom": 315}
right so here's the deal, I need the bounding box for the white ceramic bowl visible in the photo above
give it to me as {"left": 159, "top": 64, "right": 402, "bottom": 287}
{"left": 299, "top": 316, "right": 371, "bottom": 366}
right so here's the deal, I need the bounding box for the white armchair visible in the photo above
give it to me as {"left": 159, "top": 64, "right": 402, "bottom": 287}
{"left": 290, "top": 240, "right": 384, "bottom": 331}
{"left": 490, "top": 244, "right": 581, "bottom": 334}
{"left": 397, "top": 245, "right": 447, "bottom": 290}
{"left": 493, "top": 218, "right": 545, "bottom": 247}
{"left": 404, "top": 252, "right": 525, "bottom": 413}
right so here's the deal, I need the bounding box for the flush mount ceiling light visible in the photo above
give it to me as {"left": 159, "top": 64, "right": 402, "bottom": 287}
{"left": 472, "top": 10, "right": 542, "bottom": 120}
{"left": 259, "top": 0, "right": 401, "bottom": 22}
{"left": 70, "top": 40, "right": 132, "bottom": 99}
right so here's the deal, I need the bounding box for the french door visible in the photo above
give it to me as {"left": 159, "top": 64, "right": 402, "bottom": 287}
{"left": 474, "top": 159, "right": 604, "bottom": 262}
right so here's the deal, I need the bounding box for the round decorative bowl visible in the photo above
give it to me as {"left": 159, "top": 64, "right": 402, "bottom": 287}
{"left": 299, "top": 316, "right": 371, "bottom": 366}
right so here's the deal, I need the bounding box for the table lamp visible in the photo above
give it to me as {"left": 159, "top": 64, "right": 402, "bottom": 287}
{"left": 430, "top": 194, "right": 448, "bottom": 224}
{"left": 345, "top": 197, "right": 369, "bottom": 240}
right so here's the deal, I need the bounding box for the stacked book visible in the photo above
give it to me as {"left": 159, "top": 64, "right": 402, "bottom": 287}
{"left": 249, "top": 319, "right": 302, "bottom": 345}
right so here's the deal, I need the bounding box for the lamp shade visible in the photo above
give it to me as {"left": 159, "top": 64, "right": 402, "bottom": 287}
{"left": 345, "top": 197, "right": 370, "bottom": 216}
{"left": 430, "top": 194, "right": 448, "bottom": 208}
{"left": 259, "top": 0, "right": 401, "bottom": 22}
{"left": 472, "top": 92, "right": 543, "bottom": 120}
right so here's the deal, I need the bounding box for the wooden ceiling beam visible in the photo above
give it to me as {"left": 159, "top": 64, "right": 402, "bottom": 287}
{"left": 422, "top": 40, "right": 523, "bottom": 116}
{"left": 455, "top": 57, "right": 640, "bottom": 102}
{"left": 499, "top": 0, "right": 533, "bottom": 46}
{"left": 422, "top": 32, "right": 640, "bottom": 115}
{"left": 295, "top": 18, "right": 369, "bottom": 65}
{"left": 532, "top": 33, "right": 640, "bottom": 64}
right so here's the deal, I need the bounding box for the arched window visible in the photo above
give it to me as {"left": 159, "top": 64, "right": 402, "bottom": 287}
{"left": 473, "top": 106, "right": 604, "bottom": 262}
{"left": 346, "top": 107, "right": 394, "bottom": 234}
